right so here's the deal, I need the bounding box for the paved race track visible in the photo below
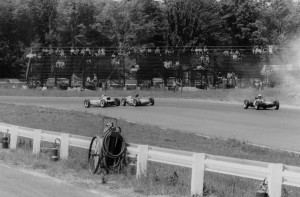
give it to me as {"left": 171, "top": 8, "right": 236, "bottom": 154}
{"left": 1, "top": 96, "right": 300, "bottom": 152}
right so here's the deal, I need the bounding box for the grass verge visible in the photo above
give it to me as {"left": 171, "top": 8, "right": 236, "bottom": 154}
{"left": 0, "top": 86, "right": 300, "bottom": 106}
{"left": 0, "top": 103, "right": 300, "bottom": 196}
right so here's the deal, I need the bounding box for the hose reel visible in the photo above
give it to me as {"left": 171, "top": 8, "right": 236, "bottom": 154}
{"left": 88, "top": 117, "right": 127, "bottom": 174}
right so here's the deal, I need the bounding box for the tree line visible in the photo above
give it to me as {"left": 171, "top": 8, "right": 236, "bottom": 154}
{"left": 1, "top": 0, "right": 300, "bottom": 78}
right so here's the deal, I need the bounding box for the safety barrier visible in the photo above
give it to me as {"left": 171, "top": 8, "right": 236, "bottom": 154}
{"left": 1, "top": 122, "right": 300, "bottom": 197}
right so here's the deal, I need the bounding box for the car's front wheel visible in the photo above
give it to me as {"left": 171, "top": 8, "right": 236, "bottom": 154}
{"left": 275, "top": 101, "right": 280, "bottom": 110}
{"left": 84, "top": 100, "right": 90, "bottom": 108}
{"left": 149, "top": 98, "right": 155, "bottom": 106}
{"left": 121, "top": 98, "right": 126, "bottom": 106}
{"left": 254, "top": 101, "right": 260, "bottom": 110}
{"left": 100, "top": 99, "right": 106, "bottom": 108}
{"left": 243, "top": 100, "right": 249, "bottom": 109}
{"left": 133, "top": 99, "right": 138, "bottom": 107}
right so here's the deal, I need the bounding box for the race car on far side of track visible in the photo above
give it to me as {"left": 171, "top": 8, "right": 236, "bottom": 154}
{"left": 84, "top": 95, "right": 120, "bottom": 108}
{"left": 121, "top": 94, "right": 154, "bottom": 107}
{"left": 243, "top": 94, "right": 279, "bottom": 110}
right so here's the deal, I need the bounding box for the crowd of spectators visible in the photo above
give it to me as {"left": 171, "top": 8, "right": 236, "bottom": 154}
{"left": 36, "top": 45, "right": 277, "bottom": 59}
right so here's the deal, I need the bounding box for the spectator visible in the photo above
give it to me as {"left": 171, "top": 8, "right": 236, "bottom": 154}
{"left": 80, "top": 48, "right": 85, "bottom": 55}
{"left": 200, "top": 55, "right": 205, "bottom": 63}
{"left": 55, "top": 48, "right": 60, "bottom": 55}
{"left": 155, "top": 47, "right": 160, "bottom": 54}
{"left": 223, "top": 50, "right": 229, "bottom": 56}
{"left": 205, "top": 54, "right": 209, "bottom": 63}
{"left": 101, "top": 48, "right": 105, "bottom": 56}
{"left": 203, "top": 46, "right": 208, "bottom": 54}
{"left": 232, "top": 54, "right": 238, "bottom": 61}
{"left": 70, "top": 47, "right": 75, "bottom": 55}
{"left": 92, "top": 73, "right": 97, "bottom": 82}
{"left": 195, "top": 47, "right": 199, "bottom": 55}
{"left": 74, "top": 48, "right": 79, "bottom": 55}
{"left": 147, "top": 48, "right": 152, "bottom": 54}
{"left": 86, "top": 76, "right": 91, "bottom": 83}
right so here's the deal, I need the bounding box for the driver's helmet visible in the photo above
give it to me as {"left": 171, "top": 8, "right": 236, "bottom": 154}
{"left": 257, "top": 94, "right": 262, "bottom": 99}
{"left": 135, "top": 94, "right": 139, "bottom": 98}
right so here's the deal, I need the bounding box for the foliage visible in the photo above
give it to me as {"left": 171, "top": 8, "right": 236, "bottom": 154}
{"left": 1, "top": 0, "right": 300, "bottom": 77}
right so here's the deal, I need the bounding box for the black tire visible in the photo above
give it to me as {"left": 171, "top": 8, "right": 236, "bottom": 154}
{"left": 150, "top": 98, "right": 155, "bottom": 106}
{"left": 133, "top": 99, "right": 138, "bottom": 107}
{"left": 88, "top": 136, "right": 102, "bottom": 174}
{"left": 243, "top": 100, "right": 249, "bottom": 109}
{"left": 114, "top": 98, "right": 120, "bottom": 106}
{"left": 84, "top": 100, "right": 90, "bottom": 108}
{"left": 275, "top": 101, "right": 280, "bottom": 110}
{"left": 100, "top": 99, "right": 106, "bottom": 108}
{"left": 255, "top": 102, "right": 260, "bottom": 110}
{"left": 121, "top": 98, "right": 126, "bottom": 106}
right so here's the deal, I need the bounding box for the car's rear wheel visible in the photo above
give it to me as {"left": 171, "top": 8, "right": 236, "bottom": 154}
{"left": 275, "top": 101, "right": 280, "bottom": 110}
{"left": 114, "top": 98, "right": 120, "bottom": 106}
{"left": 243, "top": 100, "right": 249, "bottom": 109}
{"left": 84, "top": 100, "right": 90, "bottom": 108}
{"left": 100, "top": 99, "right": 106, "bottom": 108}
{"left": 121, "top": 98, "right": 126, "bottom": 106}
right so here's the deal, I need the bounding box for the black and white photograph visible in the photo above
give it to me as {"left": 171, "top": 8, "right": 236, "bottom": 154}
{"left": 1, "top": 0, "right": 300, "bottom": 196}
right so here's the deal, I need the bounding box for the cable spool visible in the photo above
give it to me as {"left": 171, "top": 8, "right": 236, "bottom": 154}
{"left": 88, "top": 120, "right": 127, "bottom": 174}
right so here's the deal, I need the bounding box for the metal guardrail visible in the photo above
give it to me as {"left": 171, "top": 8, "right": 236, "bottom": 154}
{"left": 1, "top": 122, "right": 300, "bottom": 197}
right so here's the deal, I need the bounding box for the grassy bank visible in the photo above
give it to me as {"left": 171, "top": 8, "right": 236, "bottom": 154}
{"left": 0, "top": 103, "right": 300, "bottom": 196}
{"left": 1, "top": 86, "right": 300, "bottom": 106}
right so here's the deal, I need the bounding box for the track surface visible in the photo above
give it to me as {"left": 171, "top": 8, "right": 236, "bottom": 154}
{"left": 1, "top": 96, "right": 300, "bottom": 152}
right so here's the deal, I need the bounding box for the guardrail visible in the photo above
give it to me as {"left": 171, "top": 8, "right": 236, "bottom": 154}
{"left": 0, "top": 122, "right": 300, "bottom": 197}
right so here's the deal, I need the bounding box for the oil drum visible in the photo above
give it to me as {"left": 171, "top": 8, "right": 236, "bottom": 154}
{"left": 2, "top": 135, "right": 9, "bottom": 149}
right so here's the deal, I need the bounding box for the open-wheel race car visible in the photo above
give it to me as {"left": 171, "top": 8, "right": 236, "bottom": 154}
{"left": 84, "top": 95, "right": 120, "bottom": 108}
{"left": 121, "top": 94, "right": 154, "bottom": 107}
{"left": 243, "top": 94, "right": 279, "bottom": 110}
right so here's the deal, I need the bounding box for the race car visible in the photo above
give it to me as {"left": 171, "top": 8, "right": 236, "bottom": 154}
{"left": 84, "top": 95, "right": 120, "bottom": 108}
{"left": 121, "top": 94, "right": 154, "bottom": 107}
{"left": 243, "top": 94, "right": 279, "bottom": 110}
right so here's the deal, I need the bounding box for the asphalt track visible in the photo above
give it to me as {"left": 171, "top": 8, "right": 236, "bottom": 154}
{"left": 1, "top": 96, "right": 300, "bottom": 152}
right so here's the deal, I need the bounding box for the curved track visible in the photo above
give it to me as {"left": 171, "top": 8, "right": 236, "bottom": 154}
{"left": 1, "top": 96, "right": 300, "bottom": 151}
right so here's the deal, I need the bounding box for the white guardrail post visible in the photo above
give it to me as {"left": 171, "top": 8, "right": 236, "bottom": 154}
{"left": 32, "top": 129, "right": 42, "bottom": 155}
{"left": 136, "top": 145, "right": 149, "bottom": 179}
{"left": 191, "top": 153, "right": 205, "bottom": 196}
{"left": 268, "top": 164, "right": 283, "bottom": 197}
{"left": 60, "top": 133, "right": 70, "bottom": 159}
{"left": 9, "top": 126, "right": 18, "bottom": 150}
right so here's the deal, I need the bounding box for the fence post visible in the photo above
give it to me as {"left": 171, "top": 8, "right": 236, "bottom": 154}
{"left": 191, "top": 153, "right": 205, "bottom": 197}
{"left": 9, "top": 126, "right": 18, "bottom": 149}
{"left": 60, "top": 133, "right": 69, "bottom": 159}
{"left": 32, "top": 129, "right": 42, "bottom": 155}
{"left": 136, "top": 145, "right": 149, "bottom": 179}
{"left": 268, "top": 164, "right": 283, "bottom": 197}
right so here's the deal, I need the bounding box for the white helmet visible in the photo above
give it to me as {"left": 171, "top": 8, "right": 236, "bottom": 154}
{"left": 257, "top": 94, "right": 262, "bottom": 99}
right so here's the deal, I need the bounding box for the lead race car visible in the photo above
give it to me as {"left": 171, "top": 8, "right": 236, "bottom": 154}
{"left": 84, "top": 95, "right": 120, "bottom": 108}
{"left": 243, "top": 94, "right": 279, "bottom": 110}
{"left": 121, "top": 94, "right": 154, "bottom": 107}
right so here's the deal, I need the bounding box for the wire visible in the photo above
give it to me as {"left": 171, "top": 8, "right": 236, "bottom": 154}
{"left": 101, "top": 126, "right": 127, "bottom": 173}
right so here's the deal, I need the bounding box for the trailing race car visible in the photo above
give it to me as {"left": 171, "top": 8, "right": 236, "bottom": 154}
{"left": 84, "top": 95, "right": 120, "bottom": 108}
{"left": 121, "top": 94, "right": 154, "bottom": 107}
{"left": 243, "top": 94, "right": 279, "bottom": 110}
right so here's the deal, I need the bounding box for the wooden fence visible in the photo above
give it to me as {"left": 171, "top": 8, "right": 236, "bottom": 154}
{"left": 1, "top": 122, "right": 300, "bottom": 197}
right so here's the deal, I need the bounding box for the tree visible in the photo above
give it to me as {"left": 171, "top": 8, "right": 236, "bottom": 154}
{"left": 163, "top": 0, "right": 222, "bottom": 47}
